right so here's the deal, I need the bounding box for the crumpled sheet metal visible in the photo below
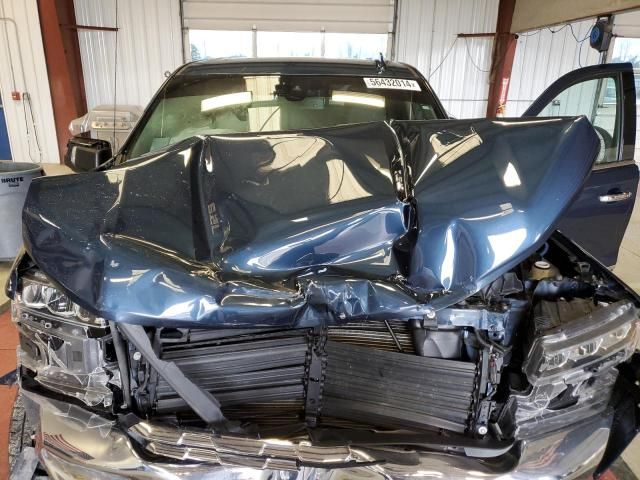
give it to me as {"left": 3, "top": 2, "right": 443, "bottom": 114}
{"left": 22, "top": 118, "right": 598, "bottom": 326}
{"left": 395, "top": 117, "right": 599, "bottom": 304}
{"left": 16, "top": 315, "right": 114, "bottom": 407}
{"left": 24, "top": 387, "right": 614, "bottom": 480}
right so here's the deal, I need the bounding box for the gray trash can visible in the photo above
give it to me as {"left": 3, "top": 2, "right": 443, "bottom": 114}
{"left": 0, "top": 161, "right": 43, "bottom": 261}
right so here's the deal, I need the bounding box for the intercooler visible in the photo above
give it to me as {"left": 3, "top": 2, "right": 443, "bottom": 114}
{"left": 152, "top": 323, "right": 478, "bottom": 434}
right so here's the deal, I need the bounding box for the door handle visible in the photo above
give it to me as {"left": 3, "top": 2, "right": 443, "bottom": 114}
{"left": 599, "top": 191, "right": 633, "bottom": 203}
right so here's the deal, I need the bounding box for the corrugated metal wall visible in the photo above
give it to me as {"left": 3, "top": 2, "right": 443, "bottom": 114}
{"left": 0, "top": 0, "right": 59, "bottom": 163}
{"left": 505, "top": 19, "right": 600, "bottom": 116}
{"left": 74, "top": 0, "right": 183, "bottom": 111}
{"left": 182, "top": 0, "right": 395, "bottom": 33}
{"left": 394, "top": 0, "right": 499, "bottom": 118}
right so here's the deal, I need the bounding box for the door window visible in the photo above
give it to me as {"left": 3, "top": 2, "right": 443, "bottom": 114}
{"left": 536, "top": 76, "right": 620, "bottom": 164}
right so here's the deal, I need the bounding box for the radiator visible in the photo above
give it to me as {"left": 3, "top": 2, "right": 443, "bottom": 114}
{"left": 152, "top": 323, "right": 478, "bottom": 433}
{"left": 322, "top": 341, "right": 477, "bottom": 433}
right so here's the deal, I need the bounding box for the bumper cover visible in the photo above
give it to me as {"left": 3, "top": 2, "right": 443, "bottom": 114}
{"left": 23, "top": 390, "right": 612, "bottom": 480}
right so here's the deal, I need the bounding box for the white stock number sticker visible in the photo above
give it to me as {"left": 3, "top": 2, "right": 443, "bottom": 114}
{"left": 363, "top": 77, "right": 421, "bottom": 91}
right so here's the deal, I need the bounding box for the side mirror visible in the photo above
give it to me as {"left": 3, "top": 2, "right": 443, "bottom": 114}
{"left": 64, "top": 135, "right": 112, "bottom": 172}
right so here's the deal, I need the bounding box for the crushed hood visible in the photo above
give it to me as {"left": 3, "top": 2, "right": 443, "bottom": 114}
{"left": 22, "top": 118, "right": 599, "bottom": 326}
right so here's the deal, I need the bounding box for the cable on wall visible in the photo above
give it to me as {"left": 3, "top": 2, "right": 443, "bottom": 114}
{"left": 112, "top": 0, "right": 119, "bottom": 147}
{"left": 517, "top": 22, "right": 592, "bottom": 67}
{"left": 21, "top": 93, "right": 42, "bottom": 163}
{"left": 429, "top": 35, "right": 494, "bottom": 78}
{"left": 428, "top": 37, "right": 458, "bottom": 79}
{"left": 0, "top": 10, "right": 42, "bottom": 162}
{"left": 463, "top": 37, "right": 491, "bottom": 73}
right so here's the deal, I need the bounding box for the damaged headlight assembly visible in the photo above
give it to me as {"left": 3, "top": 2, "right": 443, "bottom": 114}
{"left": 498, "top": 296, "right": 640, "bottom": 441}
{"left": 523, "top": 300, "right": 639, "bottom": 385}
{"left": 18, "top": 274, "right": 105, "bottom": 326}
{"left": 12, "top": 272, "right": 119, "bottom": 408}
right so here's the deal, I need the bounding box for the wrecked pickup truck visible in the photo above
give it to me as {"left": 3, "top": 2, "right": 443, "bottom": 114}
{"left": 6, "top": 58, "right": 640, "bottom": 479}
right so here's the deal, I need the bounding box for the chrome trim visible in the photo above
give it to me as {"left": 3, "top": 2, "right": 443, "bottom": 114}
{"left": 22, "top": 389, "right": 613, "bottom": 480}
{"left": 130, "top": 421, "right": 364, "bottom": 469}
{"left": 599, "top": 191, "right": 633, "bottom": 203}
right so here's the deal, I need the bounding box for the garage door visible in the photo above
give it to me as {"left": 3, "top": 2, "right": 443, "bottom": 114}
{"left": 181, "top": 0, "right": 395, "bottom": 34}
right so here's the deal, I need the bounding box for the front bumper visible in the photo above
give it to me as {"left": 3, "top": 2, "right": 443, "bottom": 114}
{"left": 23, "top": 390, "right": 613, "bottom": 480}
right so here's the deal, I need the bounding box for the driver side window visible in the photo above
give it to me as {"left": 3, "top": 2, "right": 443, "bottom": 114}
{"left": 536, "top": 76, "right": 619, "bottom": 164}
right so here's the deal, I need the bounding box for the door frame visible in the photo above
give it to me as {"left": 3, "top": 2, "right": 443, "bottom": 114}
{"left": 523, "top": 62, "right": 636, "bottom": 164}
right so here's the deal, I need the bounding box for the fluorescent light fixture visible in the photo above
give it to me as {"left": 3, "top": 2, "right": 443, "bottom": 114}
{"left": 331, "top": 91, "right": 385, "bottom": 108}
{"left": 201, "top": 91, "right": 252, "bottom": 112}
{"left": 502, "top": 162, "right": 521, "bottom": 188}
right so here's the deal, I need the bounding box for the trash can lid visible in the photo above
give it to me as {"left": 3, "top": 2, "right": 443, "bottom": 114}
{"left": 0, "top": 161, "right": 43, "bottom": 176}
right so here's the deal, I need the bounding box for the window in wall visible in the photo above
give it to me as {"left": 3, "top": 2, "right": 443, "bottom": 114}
{"left": 189, "top": 30, "right": 253, "bottom": 60}
{"left": 610, "top": 37, "right": 640, "bottom": 102}
{"left": 257, "top": 31, "right": 322, "bottom": 57}
{"left": 611, "top": 37, "right": 640, "bottom": 161}
{"left": 324, "top": 33, "right": 387, "bottom": 60}
{"left": 611, "top": 37, "right": 640, "bottom": 67}
{"left": 188, "top": 30, "right": 389, "bottom": 61}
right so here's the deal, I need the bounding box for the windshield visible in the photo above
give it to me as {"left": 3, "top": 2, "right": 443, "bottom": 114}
{"left": 125, "top": 74, "right": 441, "bottom": 158}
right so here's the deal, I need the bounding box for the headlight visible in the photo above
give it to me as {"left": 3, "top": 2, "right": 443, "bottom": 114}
{"left": 12, "top": 271, "right": 116, "bottom": 407}
{"left": 17, "top": 273, "right": 105, "bottom": 327}
{"left": 523, "top": 300, "right": 639, "bottom": 385}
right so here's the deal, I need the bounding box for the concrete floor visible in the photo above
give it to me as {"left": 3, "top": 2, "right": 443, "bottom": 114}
{"left": 0, "top": 166, "right": 639, "bottom": 478}
{"left": 613, "top": 192, "right": 640, "bottom": 476}
{"left": 615, "top": 192, "right": 640, "bottom": 293}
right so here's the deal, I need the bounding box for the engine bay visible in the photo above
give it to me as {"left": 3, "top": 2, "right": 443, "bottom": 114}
{"left": 12, "top": 232, "right": 640, "bottom": 456}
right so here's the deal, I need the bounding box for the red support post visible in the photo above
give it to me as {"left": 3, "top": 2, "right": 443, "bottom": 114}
{"left": 486, "top": 0, "right": 517, "bottom": 118}
{"left": 37, "top": 0, "right": 87, "bottom": 163}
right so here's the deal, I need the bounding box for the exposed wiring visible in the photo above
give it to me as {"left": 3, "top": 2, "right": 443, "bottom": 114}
{"left": 517, "top": 23, "right": 593, "bottom": 68}
{"left": 22, "top": 93, "right": 42, "bottom": 163}
{"left": 518, "top": 29, "right": 540, "bottom": 37}
{"left": 546, "top": 23, "right": 571, "bottom": 35}
{"left": 519, "top": 23, "right": 591, "bottom": 44}
{"left": 463, "top": 37, "right": 491, "bottom": 73}
{"left": 576, "top": 30, "right": 592, "bottom": 68}
{"left": 430, "top": 36, "right": 494, "bottom": 78}
{"left": 428, "top": 37, "right": 458, "bottom": 79}
{"left": 0, "top": 14, "right": 16, "bottom": 93}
